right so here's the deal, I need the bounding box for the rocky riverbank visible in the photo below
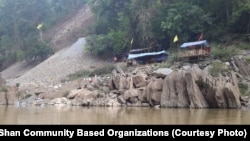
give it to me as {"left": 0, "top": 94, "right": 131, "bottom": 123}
{"left": 1, "top": 56, "right": 249, "bottom": 109}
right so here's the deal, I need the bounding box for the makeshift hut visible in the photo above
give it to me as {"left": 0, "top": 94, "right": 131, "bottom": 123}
{"left": 127, "top": 48, "right": 168, "bottom": 66}
{"left": 179, "top": 40, "right": 211, "bottom": 62}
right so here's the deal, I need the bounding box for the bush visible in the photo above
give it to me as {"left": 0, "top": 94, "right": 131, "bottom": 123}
{"left": 246, "top": 57, "right": 250, "bottom": 64}
{"left": 67, "top": 69, "right": 90, "bottom": 81}
{"left": 1, "top": 86, "right": 8, "bottom": 92}
{"left": 211, "top": 44, "right": 239, "bottom": 62}
{"left": 24, "top": 94, "right": 32, "bottom": 99}
{"left": 63, "top": 90, "right": 70, "bottom": 97}
{"left": 238, "top": 83, "right": 249, "bottom": 96}
{"left": 16, "top": 83, "right": 20, "bottom": 88}
{"left": 209, "top": 61, "right": 231, "bottom": 77}
{"left": 159, "top": 49, "right": 178, "bottom": 68}
{"left": 89, "top": 64, "right": 115, "bottom": 76}
{"left": 67, "top": 64, "right": 115, "bottom": 81}
{"left": 237, "top": 42, "right": 250, "bottom": 50}
{"left": 98, "top": 86, "right": 110, "bottom": 94}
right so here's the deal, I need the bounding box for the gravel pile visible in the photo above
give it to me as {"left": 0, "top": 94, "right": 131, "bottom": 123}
{"left": 5, "top": 38, "right": 107, "bottom": 89}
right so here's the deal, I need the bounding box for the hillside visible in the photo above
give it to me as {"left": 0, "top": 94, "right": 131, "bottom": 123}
{"left": 0, "top": 4, "right": 110, "bottom": 95}
{"left": 44, "top": 4, "right": 94, "bottom": 51}
{"left": 5, "top": 38, "right": 107, "bottom": 85}
{"left": 0, "top": 2, "right": 249, "bottom": 106}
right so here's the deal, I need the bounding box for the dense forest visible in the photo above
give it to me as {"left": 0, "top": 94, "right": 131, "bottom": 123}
{"left": 86, "top": 0, "right": 250, "bottom": 59}
{"left": 0, "top": 0, "right": 87, "bottom": 70}
{"left": 0, "top": 0, "right": 249, "bottom": 71}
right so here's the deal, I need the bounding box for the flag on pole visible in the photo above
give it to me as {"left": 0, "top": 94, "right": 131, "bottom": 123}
{"left": 198, "top": 32, "right": 203, "bottom": 41}
{"left": 173, "top": 35, "right": 178, "bottom": 43}
{"left": 37, "top": 24, "right": 43, "bottom": 30}
{"left": 130, "top": 38, "right": 133, "bottom": 44}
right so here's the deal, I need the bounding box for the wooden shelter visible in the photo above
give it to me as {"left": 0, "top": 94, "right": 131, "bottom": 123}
{"left": 179, "top": 40, "right": 211, "bottom": 62}
{"left": 127, "top": 49, "right": 168, "bottom": 66}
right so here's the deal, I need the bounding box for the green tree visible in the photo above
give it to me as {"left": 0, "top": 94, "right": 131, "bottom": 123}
{"left": 0, "top": 0, "right": 87, "bottom": 70}
{"left": 230, "top": 1, "right": 250, "bottom": 34}
{"left": 161, "top": 1, "right": 212, "bottom": 42}
{"left": 85, "top": 0, "right": 250, "bottom": 60}
{"left": 87, "top": 0, "right": 132, "bottom": 57}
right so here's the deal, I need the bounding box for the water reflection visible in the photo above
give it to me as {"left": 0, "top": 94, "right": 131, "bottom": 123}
{"left": 0, "top": 105, "right": 250, "bottom": 124}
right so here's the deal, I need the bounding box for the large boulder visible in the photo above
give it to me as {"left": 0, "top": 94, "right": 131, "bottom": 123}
{"left": 112, "top": 75, "right": 129, "bottom": 91}
{"left": 196, "top": 74, "right": 218, "bottom": 108}
{"left": 132, "top": 72, "right": 148, "bottom": 88}
{"left": 231, "top": 56, "right": 250, "bottom": 78}
{"left": 160, "top": 66, "right": 242, "bottom": 109}
{"left": 138, "top": 87, "right": 148, "bottom": 103}
{"left": 122, "top": 76, "right": 140, "bottom": 104}
{"left": 215, "top": 83, "right": 241, "bottom": 109}
{"left": 152, "top": 68, "right": 173, "bottom": 78}
{"left": 185, "top": 70, "right": 209, "bottom": 108}
{"left": 161, "top": 71, "right": 189, "bottom": 108}
{"left": 146, "top": 78, "right": 163, "bottom": 106}
{"left": 212, "top": 72, "right": 241, "bottom": 109}
{"left": 123, "top": 88, "right": 139, "bottom": 104}
{"left": 215, "top": 86, "right": 227, "bottom": 108}
{"left": 202, "top": 87, "right": 218, "bottom": 108}
{"left": 69, "top": 89, "right": 98, "bottom": 106}
{"left": 223, "top": 83, "right": 241, "bottom": 108}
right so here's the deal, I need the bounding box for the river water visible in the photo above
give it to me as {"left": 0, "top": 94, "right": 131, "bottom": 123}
{"left": 0, "top": 105, "right": 250, "bottom": 125}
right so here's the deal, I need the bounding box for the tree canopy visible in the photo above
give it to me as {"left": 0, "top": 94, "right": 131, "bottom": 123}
{"left": 0, "top": 0, "right": 249, "bottom": 70}
{"left": 86, "top": 0, "right": 250, "bottom": 58}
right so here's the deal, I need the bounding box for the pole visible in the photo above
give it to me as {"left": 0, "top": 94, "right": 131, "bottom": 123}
{"left": 39, "top": 30, "right": 43, "bottom": 42}
{"left": 37, "top": 24, "right": 44, "bottom": 42}
{"left": 178, "top": 43, "right": 179, "bottom": 62}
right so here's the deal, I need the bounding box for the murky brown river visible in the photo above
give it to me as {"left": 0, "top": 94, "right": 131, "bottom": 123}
{"left": 0, "top": 105, "right": 250, "bottom": 125}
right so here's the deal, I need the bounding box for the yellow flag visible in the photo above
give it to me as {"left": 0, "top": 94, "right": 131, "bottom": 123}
{"left": 37, "top": 24, "right": 43, "bottom": 30}
{"left": 173, "top": 35, "right": 178, "bottom": 43}
{"left": 130, "top": 38, "right": 133, "bottom": 44}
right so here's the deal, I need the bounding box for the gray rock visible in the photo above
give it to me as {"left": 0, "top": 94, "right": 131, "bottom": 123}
{"left": 152, "top": 68, "right": 173, "bottom": 78}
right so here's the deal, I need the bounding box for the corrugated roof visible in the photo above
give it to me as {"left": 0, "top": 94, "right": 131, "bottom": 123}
{"left": 180, "top": 40, "right": 209, "bottom": 48}
{"left": 128, "top": 50, "right": 167, "bottom": 60}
